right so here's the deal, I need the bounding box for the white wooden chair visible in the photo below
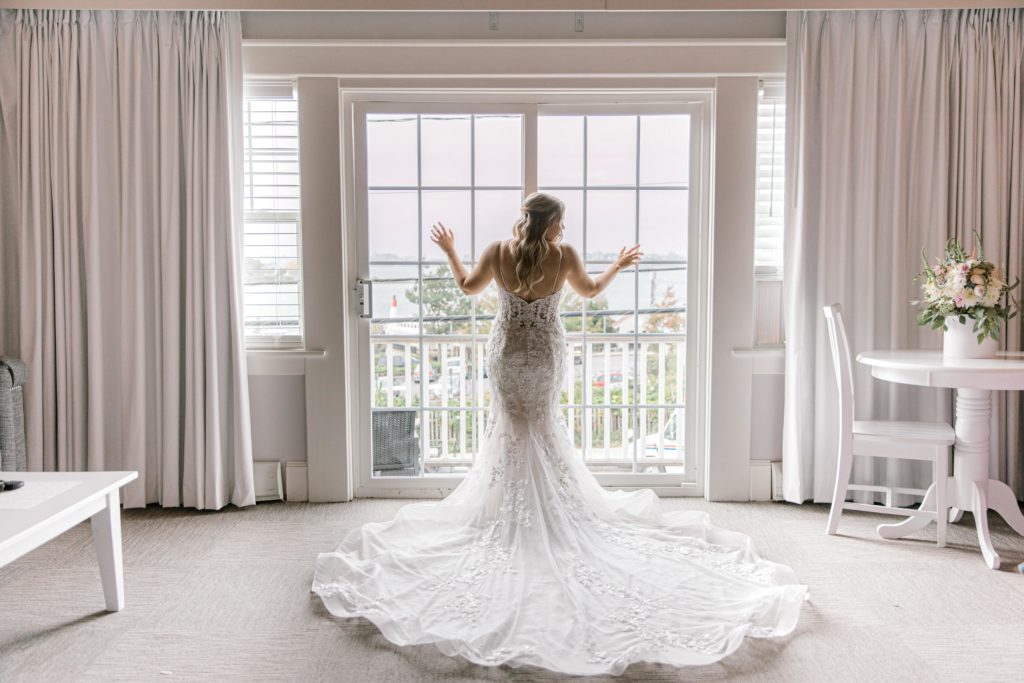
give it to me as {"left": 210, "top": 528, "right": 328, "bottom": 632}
{"left": 823, "top": 304, "right": 954, "bottom": 546}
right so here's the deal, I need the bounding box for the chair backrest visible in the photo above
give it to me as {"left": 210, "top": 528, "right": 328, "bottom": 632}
{"left": 822, "top": 304, "right": 854, "bottom": 443}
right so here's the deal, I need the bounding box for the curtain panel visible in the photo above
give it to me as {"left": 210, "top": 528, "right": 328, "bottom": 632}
{"left": 783, "top": 9, "right": 1024, "bottom": 504}
{"left": 947, "top": 10, "right": 1024, "bottom": 493}
{"left": 0, "top": 9, "right": 255, "bottom": 509}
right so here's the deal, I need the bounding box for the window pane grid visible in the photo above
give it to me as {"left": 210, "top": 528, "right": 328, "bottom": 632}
{"left": 367, "top": 108, "right": 690, "bottom": 480}
{"left": 367, "top": 112, "right": 525, "bottom": 476}
{"left": 539, "top": 113, "right": 688, "bottom": 475}
{"left": 243, "top": 89, "right": 304, "bottom": 346}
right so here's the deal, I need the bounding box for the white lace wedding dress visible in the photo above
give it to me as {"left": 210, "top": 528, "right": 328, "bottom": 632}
{"left": 313, "top": 285, "right": 807, "bottom": 676}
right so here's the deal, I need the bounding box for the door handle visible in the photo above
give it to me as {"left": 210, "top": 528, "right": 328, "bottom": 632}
{"left": 355, "top": 278, "right": 373, "bottom": 319}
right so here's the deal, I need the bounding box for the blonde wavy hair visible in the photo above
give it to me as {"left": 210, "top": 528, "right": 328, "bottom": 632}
{"left": 507, "top": 192, "right": 565, "bottom": 295}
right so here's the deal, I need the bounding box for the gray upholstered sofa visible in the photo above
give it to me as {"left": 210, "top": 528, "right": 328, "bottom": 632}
{"left": 0, "top": 357, "right": 27, "bottom": 472}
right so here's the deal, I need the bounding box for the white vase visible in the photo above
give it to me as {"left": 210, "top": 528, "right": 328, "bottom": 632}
{"left": 943, "top": 316, "right": 998, "bottom": 359}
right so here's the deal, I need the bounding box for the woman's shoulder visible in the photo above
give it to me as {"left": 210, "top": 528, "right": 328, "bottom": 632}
{"left": 481, "top": 240, "right": 504, "bottom": 258}
{"left": 558, "top": 242, "right": 580, "bottom": 260}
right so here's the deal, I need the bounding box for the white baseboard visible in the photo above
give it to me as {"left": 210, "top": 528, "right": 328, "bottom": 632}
{"left": 749, "top": 460, "right": 772, "bottom": 501}
{"left": 285, "top": 461, "right": 309, "bottom": 502}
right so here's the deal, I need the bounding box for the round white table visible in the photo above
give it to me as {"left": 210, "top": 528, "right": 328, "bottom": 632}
{"left": 857, "top": 350, "right": 1024, "bottom": 569}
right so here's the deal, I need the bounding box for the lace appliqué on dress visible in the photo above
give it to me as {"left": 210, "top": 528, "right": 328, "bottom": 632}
{"left": 564, "top": 553, "right": 721, "bottom": 656}
{"left": 486, "top": 289, "right": 565, "bottom": 421}
{"left": 430, "top": 519, "right": 518, "bottom": 625}
{"left": 591, "top": 518, "right": 779, "bottom": 586}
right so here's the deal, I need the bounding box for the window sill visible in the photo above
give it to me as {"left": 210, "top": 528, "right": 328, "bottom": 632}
{"left": 246, "top": 347, "right": 325, "bottom": 358}
{"left": 246, "top": 348, "right": 325, "bottom": 376}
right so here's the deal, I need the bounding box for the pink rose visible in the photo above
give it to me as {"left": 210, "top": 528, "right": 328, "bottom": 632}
{"left": 975, "top": 285, "right": 985, "bottom": 296}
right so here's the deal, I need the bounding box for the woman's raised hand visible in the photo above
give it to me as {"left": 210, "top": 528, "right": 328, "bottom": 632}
{"left": 614, "top": 244, "right": 643, "bottom": 271}
{"left": 429, "top": 222, "right": 457, "bottom": 255}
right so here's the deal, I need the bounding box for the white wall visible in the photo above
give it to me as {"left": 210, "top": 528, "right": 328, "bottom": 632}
{"left": 248, "top": 375, "right": 307, "bottom": 462}
{"left": 705, "top": 76, "right": 758, "bottom": 500}
{"left": 241, "top": 10, "right": 786, "bottom": 40}
{"left": 751, "top": 373, "right": 784, "bottom": 462}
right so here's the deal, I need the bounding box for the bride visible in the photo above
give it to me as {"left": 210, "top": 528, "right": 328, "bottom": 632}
{"left": 314, "top": 192, "right": 806, "bottom": 676}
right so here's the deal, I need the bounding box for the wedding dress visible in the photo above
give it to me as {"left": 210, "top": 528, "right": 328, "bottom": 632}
{"left": 313, "top": 284, "right": 807, "bottom": 676}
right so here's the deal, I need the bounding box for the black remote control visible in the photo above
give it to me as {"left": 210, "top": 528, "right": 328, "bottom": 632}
{"left": 0, "top": 480, "right": 25, "bottom": 492}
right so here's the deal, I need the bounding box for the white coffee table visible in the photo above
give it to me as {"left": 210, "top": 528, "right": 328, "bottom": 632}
{"left": 0, "top": 471, "right": 138, "bottom": 611}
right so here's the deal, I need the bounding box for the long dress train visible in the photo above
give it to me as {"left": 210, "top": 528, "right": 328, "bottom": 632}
{"left": 313, "top": 286, "right": 806, "bottom": 676}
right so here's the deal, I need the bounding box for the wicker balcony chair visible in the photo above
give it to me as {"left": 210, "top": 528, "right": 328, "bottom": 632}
{"left": 371, "top": 408, "right": 420, "bottom": 476}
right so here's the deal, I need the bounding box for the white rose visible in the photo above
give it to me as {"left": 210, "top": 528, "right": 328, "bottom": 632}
{"left": 945, "top": 280, "right": 966, "bottom": 299}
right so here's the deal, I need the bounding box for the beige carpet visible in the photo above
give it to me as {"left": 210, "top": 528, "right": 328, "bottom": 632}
{"left": 2, "top": 497, "right": 1023, "bottom": 682}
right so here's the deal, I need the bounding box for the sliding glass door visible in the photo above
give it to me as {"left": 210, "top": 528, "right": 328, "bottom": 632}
{"left": 348, "top": 94, "right": 709, "bottom": 497}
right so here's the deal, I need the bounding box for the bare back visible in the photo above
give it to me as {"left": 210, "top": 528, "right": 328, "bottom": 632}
{"left": 492, "top": 240, "right": 566, "bottom": 303}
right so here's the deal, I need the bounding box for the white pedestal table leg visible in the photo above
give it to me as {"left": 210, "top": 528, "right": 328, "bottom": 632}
{"left": 985, "top": 479, "right": 1024, "bottom": 536}
{"left": 954, "top": 389, "right": 1001, "bottom": 569}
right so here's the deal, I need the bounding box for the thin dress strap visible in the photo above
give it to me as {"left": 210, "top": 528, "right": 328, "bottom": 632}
{"left": 549, "top": 245, "right": 564, "bottom": 296}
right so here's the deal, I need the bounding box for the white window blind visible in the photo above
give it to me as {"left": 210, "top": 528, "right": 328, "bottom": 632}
{"left": 242, "top": 81, "right": 303, "bottom": 347}
{"left": 754, "top": 80, "right": 785, "bottom": 279}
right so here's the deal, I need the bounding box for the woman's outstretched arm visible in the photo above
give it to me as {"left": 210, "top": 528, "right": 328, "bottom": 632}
{"left": 429, "top": 222, "right": 496, "bottom": 295}
{"left": 563, "top": 243, "right": 642, "bottom": 299}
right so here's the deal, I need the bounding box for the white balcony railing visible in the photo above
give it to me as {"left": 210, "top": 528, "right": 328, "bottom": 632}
{"left": 371, "top": 333, "right": 686, "bottom": 476}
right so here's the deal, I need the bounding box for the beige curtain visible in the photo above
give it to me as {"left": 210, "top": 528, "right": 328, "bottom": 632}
{"left": 947, "top": 9, "right": 1024, "bottom": 497}
{"left": 783, "top": 9, "right": 1024, "bottom": 504}
{"left": 0, "top": 9, "right": 255, "bottom": 509}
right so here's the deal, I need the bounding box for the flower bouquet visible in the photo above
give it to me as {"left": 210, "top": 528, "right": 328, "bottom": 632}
{"left": 915, "top": 234, "right": 1018, "bottom": 358}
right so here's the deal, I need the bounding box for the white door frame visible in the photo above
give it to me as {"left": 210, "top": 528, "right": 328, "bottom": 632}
{"left": 340, "top": 88, "right": 713, "bottom": 498}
